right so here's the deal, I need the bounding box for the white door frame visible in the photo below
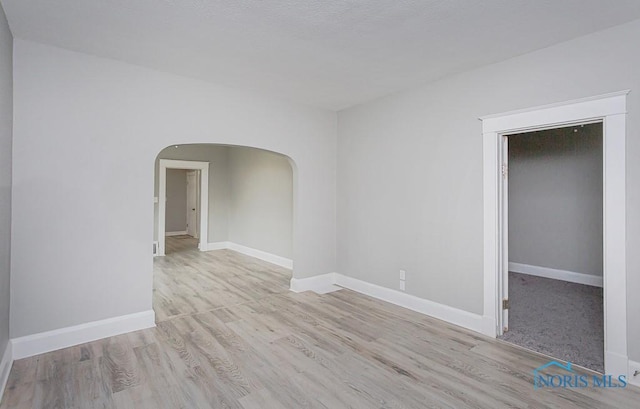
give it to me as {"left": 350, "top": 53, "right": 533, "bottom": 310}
{"left": 481, "top": 90, "right": 628, "bottom": 376}
{"left": 158, "top": 159, "right": 209, "bottom": 256}
{"left": 500, "top": 135, "right": 509, "bottom": 332}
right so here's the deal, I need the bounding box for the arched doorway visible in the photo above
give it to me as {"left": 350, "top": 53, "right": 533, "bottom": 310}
{"left": 152, "top": 144, "right": 296, "bottom": 322}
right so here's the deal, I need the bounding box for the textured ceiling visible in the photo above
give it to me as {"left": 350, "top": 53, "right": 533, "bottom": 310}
{"left": 3, "top": 1, "right": 640, "bottom": 110}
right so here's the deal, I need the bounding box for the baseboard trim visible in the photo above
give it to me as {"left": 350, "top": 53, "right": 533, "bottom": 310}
{"left": 207, "top": 242, "right": 293, "bottom": 269}
{"left": 11, "top": 310, "right": 156, "bottom": 360}
{"left": 509, "top": 262, "right": 603, "bottom": 287}
{"left": 290, "top": 272, "right": 484, "bottom": 334}
{"left": 334, "top": 274, "right": 485, "bottom": 334}
{"left": 290, "top": 273, "right": 340, "bottom": 294}
{"left": 165, "top": 231, "right": 188, "bottom": 237}
{"left": 227, "top": 242, "right": 293, "bottom": 269}
{"left": 0, "top": 342, "right": 12, "bottom": 404}
{"left": 207, "top": 241, "right": 233, "bottom": 251}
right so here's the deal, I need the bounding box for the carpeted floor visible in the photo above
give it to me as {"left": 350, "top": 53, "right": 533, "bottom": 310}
{"left": 498, "top": 272, "right": 604, "bottom": 373}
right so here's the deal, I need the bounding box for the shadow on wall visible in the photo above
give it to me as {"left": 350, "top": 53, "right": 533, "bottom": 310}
{"left": 508, "top": 123, "right": 603, "bottom": 277}
{"left": 153, "top": 144, "right": 296, "bottom": 266}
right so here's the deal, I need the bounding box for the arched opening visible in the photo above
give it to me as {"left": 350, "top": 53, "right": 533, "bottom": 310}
{"left": 152, "top": 144, "right": 296, "bottom": 322}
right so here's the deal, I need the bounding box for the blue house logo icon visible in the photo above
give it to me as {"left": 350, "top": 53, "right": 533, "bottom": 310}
{"left": 533, "top": 361, "right": 574, "bottom": 389}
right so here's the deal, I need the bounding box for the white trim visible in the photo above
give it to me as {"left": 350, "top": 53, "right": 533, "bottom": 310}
{"left": 11, "top": 310, "right": 156, "bottom": 360}
{"left": 509, "top": 262, "right": 603, "bottom": 287}
{"left": 0, "top": 342, "right": 12, "bottom": 403}
{"left": 290, "top": 273, "right": 340, "bottom": 294}
{"left": 207, "top": 242, "right": 293, "bottom": 269}
{"left": 206, "top": 241, "right": 232, "bottom": 251}
{"left": 480, "top": 90, "right": 629, "bottom": 131}
{"left": 482, "top": 91, "right": 628, "bottom": 376}
{"left": 334, "top": 274, "right": 485, "bottom": 334}
{"left": 227, "top": 243, "right": 292, "bottom": 269}
{"left": 290, "top": 273, "right": 485, "bottom": 334}
{"left": 628, "top": 360, "right": 640, "bottom": 387}
{"left": 157, "top": 159, "right": 209, "bottom": 257}
{"left": 165, "top": 230, "right": 188, "bottom": 237}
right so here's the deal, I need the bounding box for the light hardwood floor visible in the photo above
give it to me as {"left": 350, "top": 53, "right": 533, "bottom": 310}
{"left": 2, "top": 237, "right": 639, "bottom": 408}
{"left": 155, "top": 236, "right": 291, "bottom": 322}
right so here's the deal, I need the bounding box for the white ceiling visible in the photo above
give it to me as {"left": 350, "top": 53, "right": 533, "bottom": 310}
{"left": 3, "top": 1, "right": 640, "bottom": 110}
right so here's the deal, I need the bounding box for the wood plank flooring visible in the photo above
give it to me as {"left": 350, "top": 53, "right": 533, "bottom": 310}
{"left": 2, "top": 237, "right": 639, "bottom": 408}
{"left": 154, "top": 236, "right": 291, "bottom": 322}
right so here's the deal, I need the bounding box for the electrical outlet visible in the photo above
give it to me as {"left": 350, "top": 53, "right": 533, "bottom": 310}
{"left": 399, "top": 281, "right": 406, "bottom": 291}
{"left": 399, "top": 269, "right": 406, "bottom": 281}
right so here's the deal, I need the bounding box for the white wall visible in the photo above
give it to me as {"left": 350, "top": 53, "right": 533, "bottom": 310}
{"left": 11, "top": 40, "right": 337, "bottom": 338}
{"left": 155, "top": 145, "right": 230, "bottom": 243}
{"left": 0, "top": 3, "right": 12, "bottom": 357}
{"left": 509, "top": 124, "right": 603, "bottom": 277}
{"left": 228, "top": 147, "right": 293, "bottom": 259}
{"left": 165, "top": 169, "right": 188, "bottom": 233}
{"left": 337, "top": 19, "right": 640, "bottom": 360}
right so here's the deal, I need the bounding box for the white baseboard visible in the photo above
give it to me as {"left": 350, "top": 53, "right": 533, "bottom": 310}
{"left": 207, "top": 241, "right": 232, "bottom": 251}
{"left": 290, "top": 273, "right": 340, "bottom": 294}
{"left": 11, "top": 310, "right": 156, "bottom": 360}
{"left": 0, "top": 341, "right": 12, "bottom": 404}
{"left": 227, "top": 242, "right": 293, "bottom": 269}
{"left": 334, "top": 274, "right": 485, "bottom": 334}
{"left": 207, "top": 241, "right": 293, "bottom": 269}
{"left": 509, "top": 262, "right": 603, "bottom": 287}
{"left": 165, "top": 231, "right": 188, "bottom": 237}
{"left": 289, "top": 272, "right": 484, "bottom": 334}
{"left": 628, "top": 360, "right": 640, "bottom": 387}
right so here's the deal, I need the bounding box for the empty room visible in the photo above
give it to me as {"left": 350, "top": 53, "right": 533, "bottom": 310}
{"left": 1, "top": 1, "right": 640, "bottom": 408}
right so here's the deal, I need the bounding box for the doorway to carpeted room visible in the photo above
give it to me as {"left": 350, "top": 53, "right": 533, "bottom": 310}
{"left": 498, "top": 123, "right": 604, "bottom": 373}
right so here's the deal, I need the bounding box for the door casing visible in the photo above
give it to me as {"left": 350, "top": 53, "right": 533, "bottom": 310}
{"left": 158, "top": 159, "right": 209, "bottom": 256}
{"left": 481, "top": 90, "right": 628, "bottom": 376}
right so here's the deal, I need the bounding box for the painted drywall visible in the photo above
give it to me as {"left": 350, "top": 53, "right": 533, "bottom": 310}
{"left": 11, "top": 40, "right": 337, "bottom": 338}
{"left": 337, "top": 19, "right": 640, "bottom": 360}
{"left": 228, "top": 147, "right": 293, "bottom": 259}
{"left": 165, "top": 169, "right": 188, "bottom": 233}
{"left": 154, "top": 145, "right": 230, "bottom": 243}
{"left": 0, "top": 3, "right": 12, "bottom": 359}
{"left": 508, "top": 124, "right": 603, "bottom": 277}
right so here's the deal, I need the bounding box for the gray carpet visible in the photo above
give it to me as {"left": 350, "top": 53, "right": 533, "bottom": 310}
{"left": 498, "top": 272, "right": 604, "bottom": 373}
